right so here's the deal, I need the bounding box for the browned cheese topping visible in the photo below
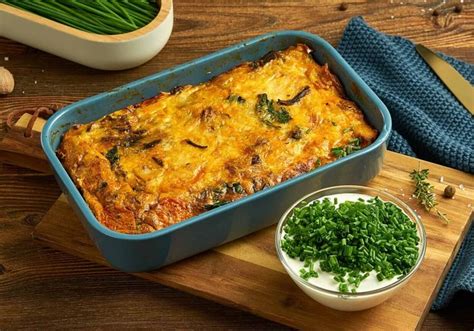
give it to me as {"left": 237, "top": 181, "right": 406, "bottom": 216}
{"left": 58, "top": 44, "right": 378, "bottom": 234}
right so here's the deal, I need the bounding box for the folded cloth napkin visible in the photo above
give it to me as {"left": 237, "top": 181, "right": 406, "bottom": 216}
{"left": 336, "top": 16, "right": 473, "bottom": 309}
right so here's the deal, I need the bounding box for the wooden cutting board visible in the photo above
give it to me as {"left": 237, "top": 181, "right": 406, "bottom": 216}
{"left": 34, "top": 151, "right": 473, "bottom": 330}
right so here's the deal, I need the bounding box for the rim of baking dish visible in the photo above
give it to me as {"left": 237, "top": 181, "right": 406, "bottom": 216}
{"left": 41, "top": 30, "right": 393, "bottom": 241}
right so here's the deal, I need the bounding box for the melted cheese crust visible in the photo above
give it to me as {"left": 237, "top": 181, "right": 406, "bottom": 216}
{"left": 58, "top": 44, "right": 378, "bottom": 234}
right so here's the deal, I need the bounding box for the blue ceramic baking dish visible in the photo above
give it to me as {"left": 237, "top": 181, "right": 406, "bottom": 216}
{"left": 41, "top": 31, "right": 391, "bottom": 272}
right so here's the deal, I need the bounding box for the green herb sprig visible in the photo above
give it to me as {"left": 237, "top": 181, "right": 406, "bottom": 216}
{"left": 281, "top": 197, "right": 420, "bottom": 293}
{"left": 2, "top": 0, "right": 159, "bottom": 35}
{"left": 256, "top": 93, "right": 292, "bottom": 127}
{"left": 331, "top": 138, "right": 361, "bottom": 158}
{"left": 410, "top": 167, "right": 449, "bottom": 224}
{"left": 227, "top": 94, "right": 246, "bottom": 104}
{"left": 105, "top": 145, "right": 119, "bottom": 166}
{"left": 204, "top": 200, "right": 228, "bottom": 210}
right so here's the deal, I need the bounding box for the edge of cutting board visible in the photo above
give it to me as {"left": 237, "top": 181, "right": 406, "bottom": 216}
{"left": 33, "top": 151, "right": 474, "bottom": 330}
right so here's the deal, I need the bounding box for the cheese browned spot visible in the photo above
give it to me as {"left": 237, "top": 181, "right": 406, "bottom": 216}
{"left": 58, "top": 44, "right": 378, "bottom": 234}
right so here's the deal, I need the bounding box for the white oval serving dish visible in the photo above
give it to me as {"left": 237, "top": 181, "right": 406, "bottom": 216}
{"left": 0, "top": 0, "right": 173, "bottom": 70}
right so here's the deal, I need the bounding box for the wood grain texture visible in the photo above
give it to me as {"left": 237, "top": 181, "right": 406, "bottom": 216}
{"left": 1, "top": 0, "right": 473, "bottom": 329}
{"left": 33, "top": 152, "right": 474, "bottom": 330}
{"left": 0, "top": 0, "right": 472, "bottom": 103}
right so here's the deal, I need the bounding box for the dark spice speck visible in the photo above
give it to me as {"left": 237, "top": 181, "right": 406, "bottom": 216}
{"left": 251, "top": 154, "right": 261, "bottom": 165}
{"left": 152, "top": 156, "right": 164, "bottom": 167}
{"left": 339, "top": 2, "right": 348, "bottom": 11}
{"left": 143, "top": 139, "right": 162, "bottom": 149}
{"left": 289, "top": 127, "right": 303, "bottom": 140}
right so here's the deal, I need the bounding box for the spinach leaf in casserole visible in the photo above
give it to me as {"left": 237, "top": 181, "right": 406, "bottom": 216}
{"left": 255, "top": 93, "right": 292, "bottom": 127}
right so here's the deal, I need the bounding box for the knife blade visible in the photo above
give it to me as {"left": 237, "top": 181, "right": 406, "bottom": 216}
{"left": 415, "top": 44, "right": 474, "bottom": 115}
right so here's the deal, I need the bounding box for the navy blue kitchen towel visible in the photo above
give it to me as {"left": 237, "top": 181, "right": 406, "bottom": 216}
{"left": 337, "top": 16, "right": 473, "bottom": 309}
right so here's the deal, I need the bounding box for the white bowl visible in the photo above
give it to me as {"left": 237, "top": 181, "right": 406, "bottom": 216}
{"left": 275, "top": 185, "right": 427, "bottom": 311}
{"left": 0, "top": 0, "right": 173, "bottom": 70}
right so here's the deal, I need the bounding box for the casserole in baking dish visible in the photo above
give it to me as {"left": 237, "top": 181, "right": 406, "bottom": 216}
{"left": 42, "top": 31, "right": 391, "bottom": 272}
{"left": 58, "top": 44, "right": 378, "bottom": 234}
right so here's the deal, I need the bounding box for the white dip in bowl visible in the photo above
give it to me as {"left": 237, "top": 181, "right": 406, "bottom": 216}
{"left": 275, "top": 186, "right": 426, "bottom": 311}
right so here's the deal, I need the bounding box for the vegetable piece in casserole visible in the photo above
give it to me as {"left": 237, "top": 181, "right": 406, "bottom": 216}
{"left": 58, "top": 44, "right": 378, "bottom": 234}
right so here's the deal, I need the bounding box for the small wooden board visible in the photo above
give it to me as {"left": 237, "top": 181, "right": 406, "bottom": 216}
{"left": 0, "top": 112, "right": 52, "bottom": 173}
{"left": 34, "top": 151, "right": 473, "bottom": 330}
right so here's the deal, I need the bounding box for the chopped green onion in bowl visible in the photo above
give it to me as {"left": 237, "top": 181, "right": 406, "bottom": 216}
{"left": 275, "top": 185, "right": 426, "bottom": 311}
{"left": 281, "top": 195, "right": 420, "bottom": 293}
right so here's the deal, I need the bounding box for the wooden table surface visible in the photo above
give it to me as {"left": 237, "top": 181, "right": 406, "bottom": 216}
{"left": 1, "top": 0, "right": 473, "bottom": 329}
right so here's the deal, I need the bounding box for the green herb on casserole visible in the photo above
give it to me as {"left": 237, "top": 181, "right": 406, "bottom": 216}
{"left": 256, "top": 93, "right": 292, "bottom": 127}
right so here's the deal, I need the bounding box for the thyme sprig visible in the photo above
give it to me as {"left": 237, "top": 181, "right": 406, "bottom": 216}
{"left": 409, "top": 167, "right": 449, "bottom": 224}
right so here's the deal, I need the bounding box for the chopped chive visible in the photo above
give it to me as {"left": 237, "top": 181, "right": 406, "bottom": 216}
{"left": 281, "top": 197, "right": 419, "bottom": 293}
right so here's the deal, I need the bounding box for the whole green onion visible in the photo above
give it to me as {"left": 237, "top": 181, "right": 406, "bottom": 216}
{"left": 1, "top": 0, "right": 160, "bottom": 35}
